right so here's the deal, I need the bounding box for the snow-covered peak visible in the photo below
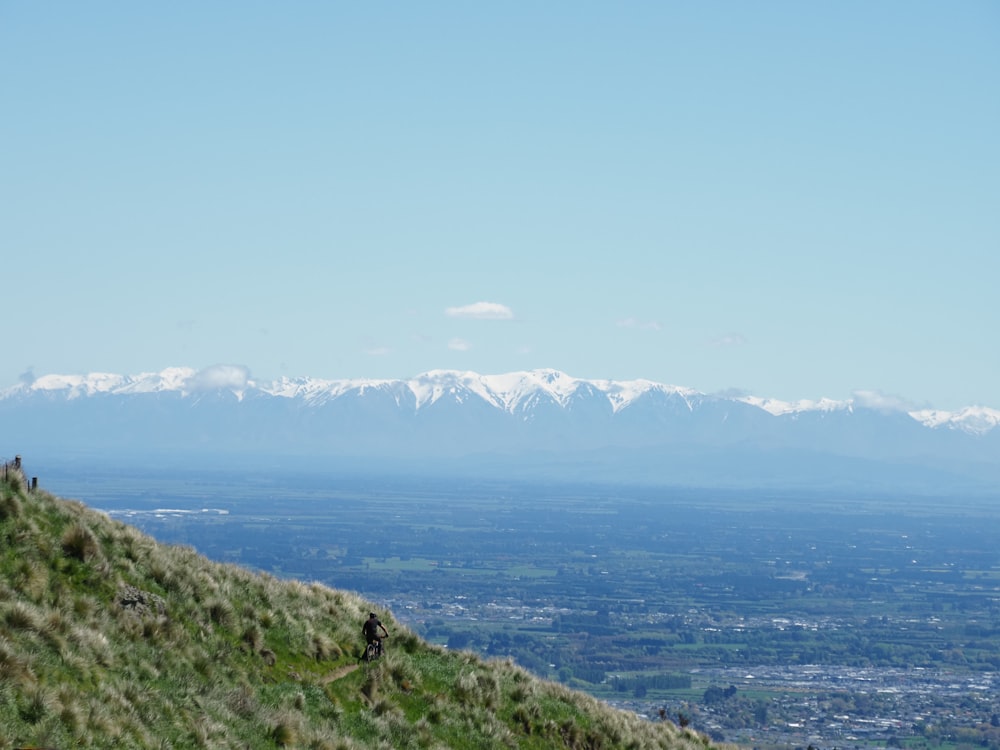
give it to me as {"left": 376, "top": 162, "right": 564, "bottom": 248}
{"left": 28, "top": 372, "right": 129, "bottom": 398}
{"left": 3, "top": 366, "right": 997, "bottom": 436}
{"left": 17, "top": 368, "right": 202, "bottom": 398}
{"left": 597, "top": 378, "right": 700, "bottom": 412}
{"left": 479, "top": 370, "right": 584, "bottom": 411}
{"left": 404, "top": 370, "right": 695, "bottom": 414}
{"left": 406, "top": 370, "right": 492, "bottom": 409}
{"left": 909, "top": 406, "right": 1000, "bottom": 436}
{"left": 739, "top": 395, "right": 852, "bottom": 417}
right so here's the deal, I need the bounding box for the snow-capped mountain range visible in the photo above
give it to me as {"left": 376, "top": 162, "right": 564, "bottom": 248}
{"left": 4, "top": 366, "right": 999, "bottom": 491}
{"left": 7, "top": 365, "right": 999, "bottom": 435}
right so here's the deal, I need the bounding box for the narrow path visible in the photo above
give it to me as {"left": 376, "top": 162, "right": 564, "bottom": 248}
{"left": 321, "top": 664, "right": 359, "bottom": 684}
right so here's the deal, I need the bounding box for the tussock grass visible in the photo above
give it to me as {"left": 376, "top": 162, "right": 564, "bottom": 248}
{"left": 61, "top": 522, "right": 101, "bottom": 562}
{"left": 0, "top": 489, "right": 22, "bottom": 520}
{"left": 0, "top": 469, "right": 726, "bottom": 750}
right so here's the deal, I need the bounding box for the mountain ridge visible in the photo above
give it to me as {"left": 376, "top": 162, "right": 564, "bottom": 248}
{"left": 7, "top": 365, "right": 999, "bottom": 435}
{"left": 4, "top": 366, "right": 999, "bottom": 492}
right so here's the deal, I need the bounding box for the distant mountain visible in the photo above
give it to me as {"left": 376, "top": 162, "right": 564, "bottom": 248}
{"left": 3, "top": 366, "right": 999, "bottom": 492}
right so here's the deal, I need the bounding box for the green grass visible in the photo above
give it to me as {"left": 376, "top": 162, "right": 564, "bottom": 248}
{"left": 0, "top": 465, "right": 732, "bottom": 750}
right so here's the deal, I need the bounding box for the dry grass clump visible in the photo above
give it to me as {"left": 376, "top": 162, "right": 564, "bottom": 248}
{"left": 0, "top": 636, "right": 34, "bottom": 685}
{"left": 309, "top": 630, "right": 341, "bottom": 661}
{"left": 11, "top": 560, "right": 49, "bottom": 603}
{"left": 2, "top": 600, "right": 46, "bottom": 632}
{"left": 67, "top": 625, "right": 114, "bottom": 666}
{"left": 17, "top": 683, "right": 54, "bottom": 724}
{"left": 205, "top": 596, "right": 236, "bottom": 628}
{"left": 60, "top": 522, "right": 101, "bottom": 562}
{"left": 0, "top": 487, "right": 22, "bottom": 520}
{"left": 226, "top": 684, "right": 259, "bottom": 718}
{"left": 270, "top": 709, "right": 304, "bottom": 747}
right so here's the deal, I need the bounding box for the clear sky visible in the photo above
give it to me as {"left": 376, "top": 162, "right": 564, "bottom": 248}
{"left": 2, "top": 2, "right": 998, "bottom": 410}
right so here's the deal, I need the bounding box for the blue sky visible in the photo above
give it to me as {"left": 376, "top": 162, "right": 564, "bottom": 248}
{"left": 3, "top": 2, "right": 998, "bottom": 409}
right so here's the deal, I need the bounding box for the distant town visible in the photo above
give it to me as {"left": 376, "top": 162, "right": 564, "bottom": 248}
{"left": 69, "top": 467, "right": 1000, "bottom": 750}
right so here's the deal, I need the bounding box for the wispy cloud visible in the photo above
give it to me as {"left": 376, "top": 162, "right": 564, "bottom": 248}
{"left": 714, "top": 387, "right": 751, "bottom": 399}
{"left": 364, "top": 346, "right": 391, "bottom": 357}
{"left": 445, "top": 302, "right": 514, "bottom": 320}
{"left": 185, "top": 364, "right": 251, "bottom": 391}
{"left": 853, "top": 390, "right": 915, "bottom": 413}
{"left": 448, "top": 338, "right": 472, "bottom": 351}
{"left": 617, "top": 317, "right": 662, "bottom": 331}
{"left": 710, "top": 333, "right": 747, "bottom": 347}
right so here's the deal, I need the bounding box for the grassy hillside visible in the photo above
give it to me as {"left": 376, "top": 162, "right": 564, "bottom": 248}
{"left": 0, "top": 464, "right": 726, "bottom": 749}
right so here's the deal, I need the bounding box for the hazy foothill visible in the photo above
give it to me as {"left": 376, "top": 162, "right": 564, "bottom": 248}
{"left": 4, "top": 367, "right": 1000, "bottom": 492}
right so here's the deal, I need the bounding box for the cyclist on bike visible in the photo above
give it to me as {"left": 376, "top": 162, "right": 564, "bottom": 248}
{"left": 362, "top": 612, "right": 389, "bottom": 656}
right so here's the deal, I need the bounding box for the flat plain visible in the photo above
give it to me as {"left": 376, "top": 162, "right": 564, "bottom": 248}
{"left": 44, "top": 465, "right": 1000, "bottom": 749}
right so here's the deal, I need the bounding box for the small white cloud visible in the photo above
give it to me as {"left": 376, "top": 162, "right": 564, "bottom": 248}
{"left": 185, "top": 364, "right": 251, "bottom": 391}
{"left": 448, "top": 338, "right": 472, "bottom": 352}
{"left": 853, "top": 390, "right": 914, "bottom": 413}
{"left": 364, "top": 346, "right": 391, "bottom": 357}
{"left": 711, "top": 333, "right": 747, "bottom": 347}
{"left": 445, "top": 302, "right": 514, "bottom": 320}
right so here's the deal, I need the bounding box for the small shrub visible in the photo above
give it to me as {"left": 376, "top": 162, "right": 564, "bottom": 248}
{"left": 59, "top": 699, "right": 84, "bottom": 735}
{"left": 205, "top": 597, "right": 235, "bottom": 628}
{"left": 241, "top": 624, "right": 264, "bottom": 652}
{"left": 13, "top": 558, "right": 48, "bottom": 602}
{"left": 4, "top": 470, "right": 24, "bottom": 493}
{"left": 72, "top": 595, "right": 96, "bottom": 618}
{"left": 272, "top": 715, "right": 300, "bottom": 747}
{"left": 0, "top": 490, "right": 22, "bottom": 520}
{"left": 18, "top": 684, "right": 52, "bottom": 724}
{"left": 455, "top": 670, "right": 479, "bottom": 705}
{"left": 61, "top": 523, "right": 100, "bottom": 562}
{"left": 310, "top": 631, "right": 340, "bottom": 661}
{"left": 3, "top": 601, "right": 45, "bottom": 632}
{"left": 226, "top": 685, "right": 258, "bottom": 718}
{"left": 509, "top": 680, "right": 535, "bottom": 704}
{"left": 0, "top": 636, "right": 33, "bottom": 684}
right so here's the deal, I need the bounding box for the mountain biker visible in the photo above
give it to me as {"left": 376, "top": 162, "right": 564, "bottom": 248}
{"left": 362, "top": 612, "right": 389, "bottom": 656}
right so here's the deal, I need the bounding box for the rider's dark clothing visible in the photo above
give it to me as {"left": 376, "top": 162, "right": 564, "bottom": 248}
{"left": 362, "top": 616, "right": 385, "bottom": 645}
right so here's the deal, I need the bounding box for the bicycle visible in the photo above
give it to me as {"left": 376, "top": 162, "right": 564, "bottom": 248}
{"left": 363, "top": 636, "right": 386, "bottom": 663}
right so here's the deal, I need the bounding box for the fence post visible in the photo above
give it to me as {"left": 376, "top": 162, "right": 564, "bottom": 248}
{"left": 31, "top": 477, "right": 38, "bottom": 491}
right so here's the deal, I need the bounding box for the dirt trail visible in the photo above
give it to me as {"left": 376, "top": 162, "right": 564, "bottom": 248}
{"left": 321, "top": 664, "right": 359, "bottom": 684}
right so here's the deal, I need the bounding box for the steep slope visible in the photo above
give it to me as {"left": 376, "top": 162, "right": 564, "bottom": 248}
{"left": 0, "top": 461, "right": 721, "bottom": 749}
